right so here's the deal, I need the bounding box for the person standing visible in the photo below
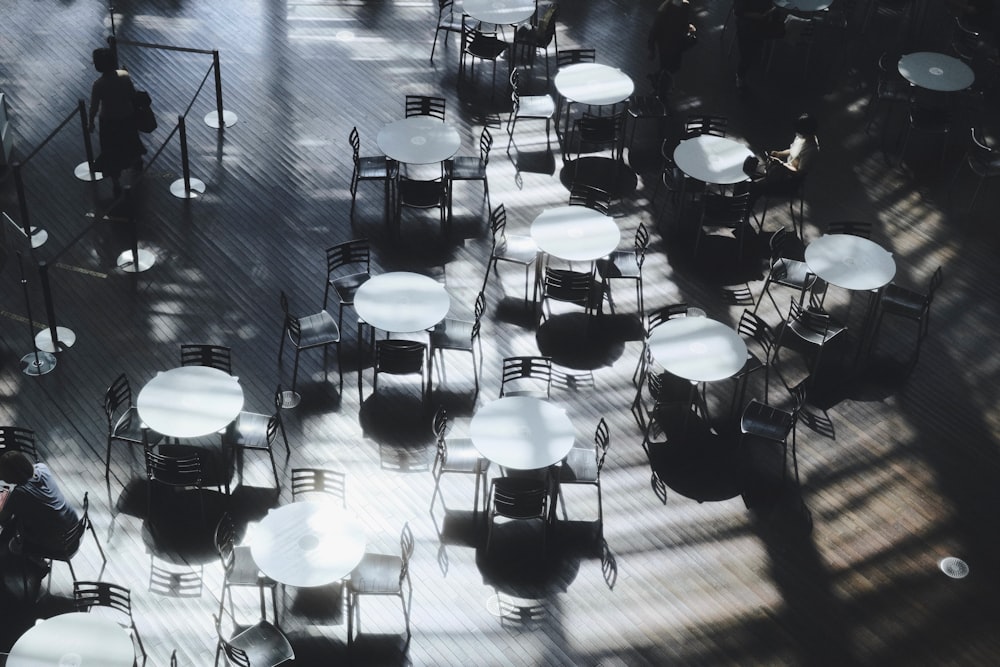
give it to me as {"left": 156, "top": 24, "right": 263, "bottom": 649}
{"left": 88, "top": 47, "right": 145, "bottom": 197}
{"left": 647, "top": 0, "right": 697, "bottom": 82}
{"left": 734, "top": 0, "right": 783, "bottom": 89}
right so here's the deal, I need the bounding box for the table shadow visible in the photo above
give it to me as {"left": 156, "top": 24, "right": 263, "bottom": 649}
{"left": 535, "top": 312, "right": 629, "bottom": 370}
{"left": 559, "top": 157, "right": 638, "bottom": 199}
{"left": 646, "top": 425, "right": 744, "bottom": 504}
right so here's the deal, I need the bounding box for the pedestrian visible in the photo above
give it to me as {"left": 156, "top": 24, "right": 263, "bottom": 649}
{"left": 734, "top": 0, "right": 784, "bottom": 89}
{"left": 88, "top": 47, "right": 145, "bottom": 197}
{"left": 647, "top": 0, "right": 697, "bottom": 83}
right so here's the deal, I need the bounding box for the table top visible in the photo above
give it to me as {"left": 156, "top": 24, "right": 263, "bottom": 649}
{"left": 530, "top": 206, "right": 621, "bottom": 262}
{"left": 673, "top": 134, "right": 754, "bottom": 185}
{"left": 804, "top": 234, "right": 896, "bottom": 291}
{"left": 898, "top": 52, "right": 975, "bottom": 92}
{"left": 354, "top": 271, "right": 451, "bottom": 333}
{"left": 248, "top": 501, "right": 366, "bottom": 587}
{"left": 774, "top": 0, "right": 832, "bottom": 11}
{"left": 464, "top": 0, "right": 537, "bottom": 25}
{"left": 8, "top": 612, "right": 135, "bottom": 667}
{"left": 647, "top": 317, "right": 748, "bottom": 383}
{"left": 376, "top": 116, "right": 462, "bottom": 165}
{"left": 470, "top": 396, "right": 576, "bottom": 470}
{"left": 554, "top": 63, "right": 635, "bottom": 106}
{"left": 137, "top": 366, "right": 244, "bottom": 439}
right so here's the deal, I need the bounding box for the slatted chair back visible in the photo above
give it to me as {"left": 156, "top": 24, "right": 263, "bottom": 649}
{"left": 568, "top": 183, "right": 612, "bottom": 214}
{"left": 500, "top": 355, "right": 553, "bottom": 398}
{"left": 594, "top": 417, "right": 610, "bottom": 474}
{"left": 405, "top": 95, "right": 446, "bottom": 120}
{"left": 542, "top": 267, "right": 595, "bottom": 314}
{"left": 491, "top": 478, "right": 548, "bottom": 520}
{"left": 179, "top": 344, "right": 232, "bottom": 374}
{"left": 398, "top": 521, "right": 415, "bottom": 584}
{"left": 73, "top": 580, "right": 135, "bottom": 617}
{"left": 326, "top": 238, "right": 370, "bottom": 278}
{"left": 646, "top": 303, "right": 690, "bottom": 335}
{"left": 145, "top": 449, "right": 204, "bottom": 488}
{"left": 375, "top": 339, "right": 428, "bottom": 376}
{"left": 737, "top": 309, "right": 777, "bottom": 359}
{"left": 684, "top": 114, "right": 728, "bottom": 138}
{"left": 0, "top": 426, "right": 39, "bottom": 462}
{"left": 279, "top": 291, "right": 304, "bottom": 347}
{"left": 556, "top": 47, "right": 596, "bottom": 68}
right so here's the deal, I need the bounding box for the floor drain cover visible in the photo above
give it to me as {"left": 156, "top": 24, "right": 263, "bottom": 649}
{"left": 939, "top": 557, "right": 969, "bottom": 579}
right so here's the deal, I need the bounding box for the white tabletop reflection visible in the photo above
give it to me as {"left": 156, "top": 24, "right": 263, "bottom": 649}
{"left": 8, "top": 612, "right": 135, "bottom": 667}
{"left": 354, "top": 271, "right": 451, "bottom": 333}
{"left": 647, "top": 317, "right": 748, "bottom": 383}
{"left": 137, "top": 366, "right": 244, "bottom": 439}
{"left": 470, "top": 396, "right": 576, "bottom": 470}
{"left": 554, "top": 63, "right": 635, "bottom": 106}
{"left": 377, "top": 116, "right": 462, "bottom": 165}
{"left": 804, "top": 234, "right": 896, "bottom": 291}
{"left": 898, "top": 52, "right": 975, "bottom": 92}
{"left": 530, "top": 206, "right": 620, "bottom": 262}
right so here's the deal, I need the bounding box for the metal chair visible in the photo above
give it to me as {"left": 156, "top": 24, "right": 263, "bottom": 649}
{"left": 773, "top": 295, "right": 847, "bottom": 388}
{"left": 214, "top": 512, "right": 279, "bottom": 625}
{"left": 871, "top": 265, "right": 942, "bottom": 365}
{"left": 429, "top": 289, "right": 486, "bottom": 396}
{"left": 506, "top": 67, "right": 555, "bottom": 154}
{"left": 539, "top": 267, "right": 598, "bottom": 323}
{"left": 214, "top": 613, "right": 294, "bottom": 667}
{"left": 145, "top": 445, "right": 222, "bottom": 531}
{"left": 898, "top": 101, "right": 952, "bottom": 169}
{"left": 864, "top": 52, "right": 912, "bottom": 136}
{"left": 487, "top": 203, "right": 539, "bottom": 306}
{"left": 180, "top": 344, "right": 233, "bottom": 374}
{"left": 512, "top": 3, "right": 559, "bottom": 79}
{"left": 278, "top": 290, "right": 342, "bottom": 400}
{"left": 486, "top": 477, "right": 551, "bottom": 556}
{"left": 632, "top": 367, "right": 699, "bottom": 433}
{"left": 567, "top": 183, "right": 612, "bottom": 215}
{"left": 573, "top": 112, "right": 624, "bottom": 164}
{"left": 731, "top": 309, "right": 778, "bottom": 413}
{"left": 555, "top": 417, "right": 610, "bottom": 530}
{"left": 370, "top": 339, "right": 429, "bottom": 402}
{"left": 430, "top": 407, "right": 490, "bottom": 515}
{"left": 73, "top": 581, "right": 145, "bottom": 664}
{"left": 694, "top": 190, "right": 753, "bottom": 262}
{"left": 596, "top": 222, "right": 648, "bottom": 316}
{"left": 223, "top": 386, "right": 287, "bottom": 491}
{"left": 348, "top": 126, "right": 390, "bottom": 222}
{"left": 459, "top": 16, "right": 509, "bottom": 99}
{"left": 949, "top": 127, "right": 1000, "bottom": 211}
{"left": 683, "top": 114, "right": 728, "bottom": 138}
{"left": 404, "top": 94, "right": 446, "bottom": 120}
{"left": 626, "top": 93, "right": 669, "bottom": 157}
{"left": 290, "top": 467, "right": 347, "bottom": 506}
{"left": 430, "top": 0, "right": 464, "bottom": 62}
{"left": 738, "top": 382, "right": 808, "bottom": 483}
{"left": 346, "top": 522, "right": 414, "bottom": 646}
{"left": 555, "top": 47, "right": 596, "bottom": 68}
{"left": 499, "top": 355, "right": 553, "bottom": 398}
{"left": 754, "top": 228, "right": 817, "bottom": 316}
{"left": 391, "top": 168, "right": 450, "bottom": 238}
{"left": 103, "top": 373, "right": 163, "bottom": 480}
{"left": 449, "top": 126, "right": 493, "bottom": 214}
{"left": 323, "top": 238, "right": 372, "bottom": 336}
{"left": 631, "top": 303, "right": 690, "bottom": 387}
{"left": 0, "top": 425, "right": 40, "bottom": 462}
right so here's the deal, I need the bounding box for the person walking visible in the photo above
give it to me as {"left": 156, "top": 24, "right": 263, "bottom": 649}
{"left": 88, "top": 47, "right": 145, "bottom": 197}
{"left": 647, "top": 0, "right": 697, "bottom": 85}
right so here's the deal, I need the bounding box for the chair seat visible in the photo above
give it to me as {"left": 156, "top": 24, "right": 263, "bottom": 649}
{"left": 772, "top": 258, "right": 815, "bottom": 289}
{"left": 596, "top": 251, "right": 641, "bottom": 280}
{"left": 560, "top": 446, "right": 598, "bottom": 483}
{"left": 227, "top": 410, "right": 269, "bottom": 449}
{"left": 879, "top": 283, "right": 925, "bottom": 317}
{"left": 350, "top": 553, "right": 404, "bottom": 594}
{"left": 357, "top": 156, "right": 388, "bottom": 180}
{"left": 496, "top": 234, "right": 538, "bottom": 265}
{"left": 113, "top": 408, "right": 163, "bottom": 445}
{"left": 330, "top": 272, "right": 370, "bottom": 306}
{"left": 430, "top": 317, "right": 475, "bottom": 350}
{"left": 741, "top": 401, "right": 794, "bottom": 442}
{"left": 517, "top": 94, "right": 556, "bottom": 119}
{"left": 467, "top": 34, "right": 508, "bottom": 60}
{"left": 787, "top": 312, "right": 846, "bottom": 346}
{"left": 627, "top": 95, "right": 667, "bottom": 120}
{"left": 399, "top": 179, "right": 446, "bottom": 208}
{"left": 229, "top": 620, "right": 295, "bottom": 666}
{"left": 440, "top": 437, "right": 488, "bottom": 474}
{"left": 228, "top": 544, "right": 274, "bottom": 587}
{"left": 450, "top": 156, "right": 487, "bottom": 180}
{"left": 295, "top": 310, "right": 341, "bottom": 348}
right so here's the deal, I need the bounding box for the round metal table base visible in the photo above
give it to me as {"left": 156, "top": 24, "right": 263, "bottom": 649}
{"left": 21, "top": 351, "right": 57, "bottom": 376}
{"left": 280, "top": 390, "right": 301, "bottom": 409}
{"left": 27, "top": 226, "right": 48, "bottom": 249}
{"left": 170, "top": 178, "right": 206, "bottom": 199}
{"left": 74, "top": 162, "right": 104, "bottom": 182}
{"left": 117, "top": 248, "right": 156, "bottom": 273}
{"left": 204, "top": 109, "right": 238, "bottom": 129}
{"left": 35, "top": 326, "right": 77, "bottom": 353}
{"left": 939, "top": 556, "right": 969, "bottom": 579}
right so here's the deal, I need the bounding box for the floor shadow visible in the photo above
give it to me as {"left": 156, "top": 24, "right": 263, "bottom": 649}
{"left": 559, "top": 157, "right": 639, "bottom": 200}
{"left": 535, "top": 312, "right": 627, "bottom": 370}
{"left": 646, "top": 425, "right": 744, "bottom": 503}
{"left": 358, "top": 392, "right": 434, "bottom": 448}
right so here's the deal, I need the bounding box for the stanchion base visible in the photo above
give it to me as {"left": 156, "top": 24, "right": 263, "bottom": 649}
{"left": 74, "top": 162, "right": 104, "bottom": 182}
{"left": 35, "top": 327, "right": 77, "bottom": 353}
{"left": 117, "top": 248, "right": 156, "bottom": 273}
{"left": 21, "top": 351, "right": 57, "bottom": 376}
{"left": 280, "top": 390, "right": 301, "bottom": 409}
{"left": 170, "top": 178, "right": 206, "bottom": 199}
{"left": 204, "top": 109, "right": 238, "bottom": 129}
{"left": 29, "top": 226, "right": 48, "bottom": 249}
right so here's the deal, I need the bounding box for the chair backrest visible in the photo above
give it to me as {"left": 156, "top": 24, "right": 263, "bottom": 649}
{"left": 701, "top": 191, "right": 751, "bottom": 227}
{"left": 405, "top": 95, "right": 446, "bottom": 121}
{"left": 543, "top": 267, "right": 594, "bottom": 307}
{"left": 737, "top": 309, "right": 776, "bottom": 358}
{"left": 594, "top": 417, "right": 610, "bottom": 474}
{"left": 925, "top": 265, "right": 944, "bottom": 303}
{"left": 768, "top": 227, "right": 794, "bottom": 261}
{"left": 214, "top": 614, "right": 252, "bottom": 667}
{"left": 145, "top": 448, "right": 203, "bottom": 487}
{"left": 104, "top": 373, "right": 133, "bottom": 431}
{"left": 646, "top": 303, "right": 689, "bottom": 334}
{"left": 499, "top": 355, "right": 553, "bottom": 397}
{"left": 291, "top": 467, "right": 347, "bottom": 505}
{"left": 556, "top": 47, "right": 596, "bottom": 68}
{"left": 825, "top": 221, "right": 872, "bottom": 238}
{"left": 375, "top": 339, "right": 428, "bottom": 375}
{"left": 171, "top": 650, "right": 178, "bottom": 667}
{"left": 179, "top": 344, "right": 232, "bottom": 374}
{"left": 73, "top": 580, "right": 134, "bottom": 619}
{"left": 148, "top": 556, "right": 204, "bottom": 598}
{"left": 437, "top": 0, "right": 456, "bottom": 23}
{"left": 509, "top": 68, "right": 523, "bottom": 111}
{"left": 568, "top": 183, "right": 611, "bottom": 214}
{"left": 477, "top": 126, "right": 494, "bottom": 164}
{"left": 491, "top": 477, "right": 548, "bottom": 519}
{"left": 432, "top": 406, "right": 450, "bottom": 443}
{"left": 349, "top": 126, "right": 361, "bottom": 161}
{"left": 326, "top": 238, "right": 370, "bottom": 277}
{"left": 787, "top": 297, "right": 832, "bottom": 340}
{"left": 489, "top": 203, "right": 508, "bottom": 250}
{"left": 0, "top": 426, "right": 39, "bottom": 462}
{"left": 577, "top": 112, "right": 624, "bottom": 149}
{"left": 684, "top": 114, "right": 728, "bottom": 138}
{"left": 471, "top": 289, "right": 487, "bottom": 340}
{"left": 279, "top": 291, "right": 304, "bottom": 346}
{"left": 214, "top": 512, "right": 237, "bottom": 573}
{"left": 535, "top": 4, "right": 559, "bottom": 48}
{"left": 633, "top": 223, "right": 650, "bottom": 266}
{"left": 398, "top": 521, "right": 415, "bottom": 584}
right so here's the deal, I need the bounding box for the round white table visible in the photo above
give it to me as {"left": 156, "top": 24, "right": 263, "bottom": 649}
{"left": 137, "top": 366, "right": 244, "bottom": 439}
{"left": 376, "top": 116, "right": 462, "bottom": 165}
{"left": 897, "top": 52, "right": 975, "bottom": 92}
{"left": 470, "top": 396, "right": 576, "bottom": 470}
{"left": 464, "top": 0, "right": 536, "bottom": 25}
{"left": 8, "top": 612, "right": 135, "bottom": 667}
{"left": 530, "top": 206, "right": 621, "bottom": 262}
{"left": 248, "top": 501, "right": 366, "bottom": 588}
{"left": 647, "top": 317, "right": 748, "bottom": 383}
{"left": 804, "top": 234, "right": 896, "bottom": 291}
{"left": 554, "top": 63, "right": 634, "bottom": 107}
{"left": 673, "top": 135, "right": 754, "bottom": 186}
{"left": 354, "top": 271, "right": 451, "bottom": 333}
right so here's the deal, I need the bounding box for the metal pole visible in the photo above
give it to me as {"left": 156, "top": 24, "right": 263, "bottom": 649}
{"left": 212, "top": 51, "right": 225, "bottom": 130}
{"left": 38, "top": 262, "right": 61, "bottom": 351}
{"left": 179, "top": 115, "right": 191, "bottom": 192}
{"left": 11, "top": 163, "right": 32, "bottom": 242}
{"left": 15, "top": 251, "right": 56, "bottom": 376}
{"left": 79, "top": 99, "right": 97, "bottom": 175}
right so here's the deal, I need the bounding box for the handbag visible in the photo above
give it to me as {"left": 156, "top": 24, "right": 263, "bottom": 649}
{"left": 133, "top": 90, "right": 157, "bottom": 133}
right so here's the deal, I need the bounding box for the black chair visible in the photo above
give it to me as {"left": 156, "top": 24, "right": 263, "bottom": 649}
{"left": 0, "top": 425, "right": 40, "bottom": 462}
{"left": 460, "top": 16, "right": 509, "bottom": 99}
{"left": 391, "top": 169, "right": 450, "bottom": 238}
{"left": 694, "top": 191, "right": 753, "bottom": 262}
{"left": 223, "top": 386, "right": 287, "bottom": 491}
{"left": 555, "top": 417, "right": 610, "bottom": 530}
{"left": 684, "top": 114, "right": 728, "bottom": 138}
{"left": 898, "top": 101, "right": 952, "bottom": 169}
{"left": 567, "top": 183, "right": 612, "bottom": 215}
{"left": 487, "top": 203, "right": 539, "bottom": 306}
{"left": 180, "top": 344, "right": 233, "bottom": 374}
{"left": 278, "top": 290, "right": 342, "bottom": 401}
{"left": 215, "top": 512, "right": 279, "bottom": 625}
{"left": 73, "top": 581, "right": 146, "bottom": 664}
{"left": 864, "top": 52, "right": 912, "bottom": 137}
{"left": 214, "top": 613, "right": 294, "bottom": 667}
{"left": 430, "top": 0, "right": 464, "bottom": 62}
{"left": 539, "top": 267, "right": 598, "bottom": 322}
{"left": 323, "top": 238, "right": 372, "bottom": 336}
{"left": 486, "top": 477, "right": 551, "bottom": 556}
{"left": 404, "top": 94, "right": 446, "bottom": 120}
{"left": 773, "top": 295, "right": 847, "bottom": 388}
{"left": 573, "top": 112, "right": 624, "bottom": 164}
{"left": 949, "top": 127, "right": 1000, "bottom": 211}
{"left": 506, "top": 67, "right": 555, "bottom": 154}
{"left": 290, "top": 467, "right": 347, "bottom": 506}
{"left": 431, "top": 407, "right": 490, "bottom": 515}
{"left": 555, "top": 47, "right": 596, "bottom": 68}
{"left": 626, "top": 93, "right": 669, "bottom": 156}
{"left": 348, "top": 127, "right": 390, "bottom": 222}
{"left": 346, "top": 522, "right": 414, "bottom": 646}
{"left": 631, "top": 303, "right": 690, "bottom": 387}
{"left": 449, "top": 126, "right": 493, "bottom": 214}
{"left": 871, "top": 265, "right": 943, "bottom": 365}
{"left": 145, "top": 445, "right": 221, "bottom": 530}
{"left": 738, "top": 382, "right": 808, "bottom": 483}
{"left": 654, "top": 137, "right": 704, "bottom": 224}
{"left": 512, "top": 3, "right": 559, "bottom": 79}
{"left": 499, "top": 355, "right": 553, "bottom": 398}
{"left": 632, "top": 367, "right": 698, "bottom": 433}
{"left": 370, "top": 339, "right": 429, "bottom": 402}
{"left": 597, "top": 222, "right": 648, "bottom": 316}
{"left": 103, "top": 373, "right": 163, "bottom": 480}
{"left": 731, "top": 309, "right": 778, "bottom": 413}
{"left": 754, "top": 228, "right": 817, "bottom": 316}
{"left": 429, "top": 289, "right": 485, "bottom": 396}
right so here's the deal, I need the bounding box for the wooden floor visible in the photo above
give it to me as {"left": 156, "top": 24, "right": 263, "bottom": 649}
{"left": 3, "top": 0, "right": 1000, "bottom": 664}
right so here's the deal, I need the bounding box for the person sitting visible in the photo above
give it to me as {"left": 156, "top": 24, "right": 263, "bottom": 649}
{"left": 0, "top": 451, "right": 79, "bottom": 565}
{"left": 748, "top": 112, "right": 819, "bottom": 204}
